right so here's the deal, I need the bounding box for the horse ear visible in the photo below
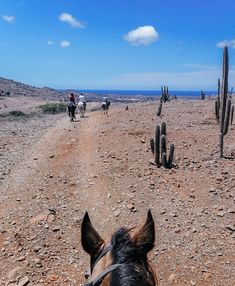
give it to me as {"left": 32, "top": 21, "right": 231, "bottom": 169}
{"left": 81, "top": 212, "right": 104, "bottom": 256}
{"left": 132, "top": 210, "right": 155, "bottom": 253}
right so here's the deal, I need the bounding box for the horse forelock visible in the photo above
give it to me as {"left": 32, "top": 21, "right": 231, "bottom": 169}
{"left": 111, "top": 228, "right": 137, "bottom": 263}
{"left": 87, "top": 226, "right": 157, "bottom": 286}
{"left": 109, "top": 228, "right": 157, "bottom": 286}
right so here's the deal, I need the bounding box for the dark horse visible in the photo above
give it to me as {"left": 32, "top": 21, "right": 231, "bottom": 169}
{"left": 68, "top": 102, "right": 76, "bottom": 122}
{"left": 101, "top": 101, "right": 110, "bottom": 114}
{"left": 81, "top": 210, "right": 158, "bottom": 286}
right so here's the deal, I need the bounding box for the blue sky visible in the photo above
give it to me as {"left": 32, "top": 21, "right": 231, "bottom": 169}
{"left": 1, "top": 0, "right": 235, "bottom": 90}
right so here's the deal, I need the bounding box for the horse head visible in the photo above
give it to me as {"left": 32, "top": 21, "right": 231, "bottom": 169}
{"left": 81, "top": 210, "right": 158, "bottom": 286}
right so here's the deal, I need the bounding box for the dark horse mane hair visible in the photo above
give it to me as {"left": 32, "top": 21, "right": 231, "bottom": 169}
{"left": 110, "top": 228, "right": 155, "bottom": 286}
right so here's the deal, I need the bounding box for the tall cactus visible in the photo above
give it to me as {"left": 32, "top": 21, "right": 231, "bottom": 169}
{"left": 219, "top": 46, "right": 231, "bottom": 158}
{"left": 215, "top": 78, "right": 221, "bottom": 122}
{"left": 150, "top": 122, "right": 175, "bottom": 168}
{"left": 157, "top": 98, "right": 162, "bottom": 117}
{"left": 231, "top": 105, "right": 234, "bottom": 125}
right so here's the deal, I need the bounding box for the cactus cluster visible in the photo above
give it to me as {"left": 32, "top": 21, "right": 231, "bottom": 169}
{"left": 161, "top": 85, "right": 170, "bottom": 103}
{"left": 218, "top": 47, "right": 234, "bottom": 158}
{"left": 156, "top": 85, "right": 171, "bottom": 117}
{"left": 200, "top": 90, "right": 205, "bottom": 100}
{"left": 150, "top": 122, "right": 175, "bottom": 168}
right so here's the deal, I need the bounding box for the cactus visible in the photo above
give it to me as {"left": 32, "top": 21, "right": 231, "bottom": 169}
{"left": 150, "top": 122, "right": 175, "bottom": 168}
{"left": 157, "top": 99, "right": 162, "bottom": 116}
{"left": 161, "top": 121, "right": 166, "bottom": 136}
{"left": 168, "top": 144, "right": 175, "bottom": 167}
{"left": 154, "top": 125, "right": 160, "bottom": 165}
{"left": 150, "top": 138, "right": 154, "bottom": 155}
{"left": 219, "top": 46, "right": 232, "bottom": 158}
{"left": 200, "top": 90, "right": 205, "bottom": 100}
{"left": 223, "top": 99, "right": 231, "bottom": 135}
{"left": 160, "top": 134, "right": 167, "bottom": 162}
{"left": 215, "top": 78, "right": 221, "bottom": 122}
{"left": 215, "top": 100, "right": 220, "bottom": 123}
{"left": 161, "top": 85, "right": 170, "bottom": 103}
{"left": 231, "top": 105, "right": 234, "bottom": 125}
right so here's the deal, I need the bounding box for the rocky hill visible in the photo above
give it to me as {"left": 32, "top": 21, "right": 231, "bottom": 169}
{"left": 0, "top": 77, "right": 157, "bottom": 103}
{"left": 0, "top": 77, "right": 63, "bottom": 100}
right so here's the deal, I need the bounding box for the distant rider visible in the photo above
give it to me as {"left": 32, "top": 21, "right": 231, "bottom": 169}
{"left": 69, "top": 92, "right": 76, "bottom": 103}
{"left": 68, "top": 93, "right": 77, "bottom": 121}
{"left": 79, "top": 93, "right": 86, "bottom": 110}
{"left": 103, "top": 96, "right": 110, "bottom": 107}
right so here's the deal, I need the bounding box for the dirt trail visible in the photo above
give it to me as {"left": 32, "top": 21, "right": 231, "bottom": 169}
{"left": 0, "top": 111, "right": 115, "bottom": 285}
{"left": 0, "top": 100, "right": 234, "bottom": 286}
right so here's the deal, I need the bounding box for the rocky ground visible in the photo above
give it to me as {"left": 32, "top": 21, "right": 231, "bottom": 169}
{"left": 0, "top": 97, "right": 234, "bottom": 286}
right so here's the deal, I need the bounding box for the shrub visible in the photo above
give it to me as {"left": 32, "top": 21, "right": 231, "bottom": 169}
{"left": 39, "top": 102, "right": 67, "bottom": 114}
{"left": 9, "top": 110, "right": 26, "bottom": 116}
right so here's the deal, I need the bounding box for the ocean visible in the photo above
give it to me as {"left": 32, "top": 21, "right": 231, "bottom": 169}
{"left": 75, "top": 89, "right": 217, "bottom": 98}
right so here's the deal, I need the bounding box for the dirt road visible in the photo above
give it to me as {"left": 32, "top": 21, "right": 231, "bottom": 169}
{"left": 0, "top": 100, "right": 234, "bottom": 285}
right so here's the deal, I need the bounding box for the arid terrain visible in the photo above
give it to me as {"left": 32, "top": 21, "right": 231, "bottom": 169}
{"left": 0, "top": 96, "right": 234, "bottom": 286}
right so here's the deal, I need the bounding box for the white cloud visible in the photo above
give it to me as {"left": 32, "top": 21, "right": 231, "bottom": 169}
{"left": 59, "top": 12, "right": 84, "bottom": 28}
{"left": 60, "top": 40, "right": 70, "bottom": 48}
{"left": 3, "top": 15, "right": 15, "bottom": 23}
{"left": 216, "top": 39, "right": 235, "bottom": 48}
{"left": 124, "top": 26, "right": 159, "bottom": 46}
{"left": 47, "top": 40, "right": 54, "bottom": 46}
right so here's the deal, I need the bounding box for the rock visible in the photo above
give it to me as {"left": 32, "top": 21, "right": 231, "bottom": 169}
{"left": 52, "top": 226, "right": 60, "bottom": 232}
{"left": 33, "top": 258, "right": 42, "bottom": 268}
{"left": 114, "top": 210, "right": 121, "bottom": 217}
{"left": 168, "top": 273, "right": 177, "bottom": 282}
{"left": 16, "top": 256, "right": 26, "bottom": 261}
{"left": 18, "top": 277, "right": 30, "bottom": 286}
{"left": 174, "top": 228, "right": 181, "bottom": 233}
{"left": 226, "top": 225, "right": 235, "bottom": 232}
{"left": 217, "top": 211, "right": 226, "bottom": 217}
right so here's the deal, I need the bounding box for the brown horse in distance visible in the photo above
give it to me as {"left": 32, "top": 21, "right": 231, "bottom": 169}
{"left": 81, "top": 210, "right": 159, "bottom": 286}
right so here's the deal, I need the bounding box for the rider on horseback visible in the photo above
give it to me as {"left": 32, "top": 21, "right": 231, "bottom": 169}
{"left": 68, "top": 93, "right": 77, "bottom": 121}
{"left": 79, "top": 93, "right": 86, "bottom": 110}
{"left": 103, "top": 96, "right": 109, "bottom": 104}
{"left": 69, "top": 92, "right": 76, "bottom": 103}
{"left": 101, "top": 96, "right": 111, "bottom": 114}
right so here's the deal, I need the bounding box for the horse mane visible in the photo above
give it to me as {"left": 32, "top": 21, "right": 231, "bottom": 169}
{"left": 110, "top": 228, "right": 155, "bottom": 286}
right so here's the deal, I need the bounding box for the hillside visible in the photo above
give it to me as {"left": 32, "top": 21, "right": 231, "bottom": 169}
{"left": 0, "top": 77, "right": 63, "bottom": 99}
{"left": 0, "top": 77, "right": 158, "bottom": 103}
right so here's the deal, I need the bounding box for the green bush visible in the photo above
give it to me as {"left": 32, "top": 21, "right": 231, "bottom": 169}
{"left": 9, "top": 110, "right": 25, "bottom": 116}
{"left": 39, "top": 103, "right": 67, "bottom": 114}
